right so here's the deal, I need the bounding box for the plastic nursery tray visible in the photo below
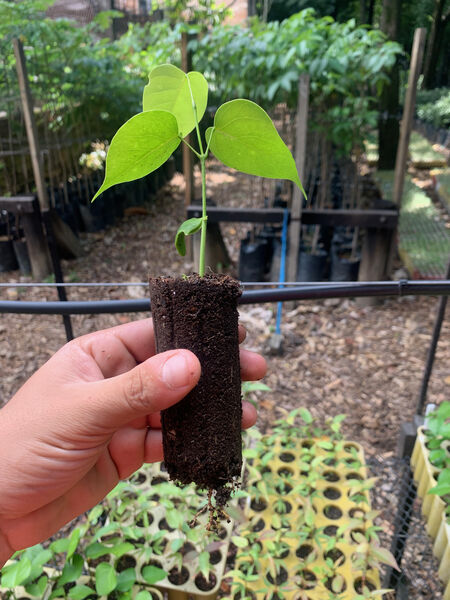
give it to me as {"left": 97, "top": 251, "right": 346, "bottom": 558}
{"left": 411, "top": 427, "right": 450, "bottom": 587}
{"left": 111, "top": 462, "right": 234, "bottom": 600}
{"left": 234, "top": 438, "right": 381, "bottom": 600}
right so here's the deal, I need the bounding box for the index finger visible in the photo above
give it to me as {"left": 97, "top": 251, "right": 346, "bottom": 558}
{"left": 76, "top": 318, "right": 156, "bottom": 379}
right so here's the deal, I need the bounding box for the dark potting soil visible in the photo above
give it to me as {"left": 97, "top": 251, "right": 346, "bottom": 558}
{"left": 209, "top": 549, "right": 222, "bottom": 565}
{"left": 194, "top": 572, "right": 217, "bottom": 591}
{"left": 115, "top": 554, "right": 136, "bottom": 572}
{"left": 266, "top": 566, "right": 288, "bottom": 585}
{"left": 168, "top": 566, "right": 190, "bottom": 585}
{"left": 149, "top": 273, "right": 242, "bottom": 507}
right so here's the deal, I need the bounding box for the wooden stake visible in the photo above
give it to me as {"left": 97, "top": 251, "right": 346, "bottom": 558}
{"left": 287, "top": 74, "right": 309, "bottom": 284}
{"left": 13, "top": 39, "right": 49, "bottom": 213}
{"left": 13, "top": 38, "right": 52, "bottom": 279}
{"left": 392, "top": 28, "right": 427, "bottom": 207}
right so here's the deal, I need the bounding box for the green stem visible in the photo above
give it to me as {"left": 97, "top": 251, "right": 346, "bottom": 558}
{"left": 181, "top": 137, "right": 201, "bottom": 159}
{"left": 199, "top": 156, "right": 207, "bottom": 277}
{"left": 186, "top": 73, "right": 208, "bottom": 276}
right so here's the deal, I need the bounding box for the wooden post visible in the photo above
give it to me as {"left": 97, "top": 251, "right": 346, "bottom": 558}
{"left": 287, "top": 74, "right": 309, "bottom": 285}
{"left": 357, "top": 228, "right": 394, "bottom": 307}
{"left": 392, "top": 28, "right": 427, "bottom": 207}
{"left": 13, "top": 38, "right": 52, "bottom": 279}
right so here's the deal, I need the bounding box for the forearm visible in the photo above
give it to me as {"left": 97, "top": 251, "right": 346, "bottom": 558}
{"left": 0, "top": 528, "right": 14, "bottom": 569}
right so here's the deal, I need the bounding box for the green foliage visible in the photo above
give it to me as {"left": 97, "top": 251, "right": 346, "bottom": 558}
{"left": 143, "top": 64, "right": 208, "bottom": 136}
{"left": 206, "top": 99, "right": 304, "bottom": 192}
{"left": 175, "top": 217, "right": 203, "bottom": 256}
{"left": 416, "top": 87, "right": 450, "bottom": 129}
{"left": 424, "top": 401, "right": 450, "bottom": 518}
{"left": 193, "top": 9, "right": 401, "bottom": 155}
{"left": 92, "top": 110, "right": 180, "bottom": 201}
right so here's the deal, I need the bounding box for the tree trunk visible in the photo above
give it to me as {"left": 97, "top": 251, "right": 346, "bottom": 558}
{"left": 423, "top": 0, "right": 449, "bottom": 89}
{"left": 378, "top": 0, "right": 401, "bottom": 170}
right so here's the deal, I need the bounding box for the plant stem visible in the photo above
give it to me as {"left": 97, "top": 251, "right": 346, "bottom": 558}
{"left": 186, "top": 74, "right": 208, "bottom": 276}
{"left": 199, "top": 156, "right": 207, "bottom": 277}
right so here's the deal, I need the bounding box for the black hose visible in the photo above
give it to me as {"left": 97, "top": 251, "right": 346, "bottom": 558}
{"left": 0, "top": 280, "right": 449, "bottom": 315}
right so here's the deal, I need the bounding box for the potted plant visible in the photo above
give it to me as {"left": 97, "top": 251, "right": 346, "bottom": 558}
{"left": 92, "top": 63, "right": 303, "bottom": 521}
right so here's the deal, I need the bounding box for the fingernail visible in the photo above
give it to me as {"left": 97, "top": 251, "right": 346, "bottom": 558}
{"left": 161, "top": 352, "right": 192, "bottom": 389}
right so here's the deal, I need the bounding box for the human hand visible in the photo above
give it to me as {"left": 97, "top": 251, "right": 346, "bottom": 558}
{"left": 0, "top": 318, "right": 266, "bottom": 566}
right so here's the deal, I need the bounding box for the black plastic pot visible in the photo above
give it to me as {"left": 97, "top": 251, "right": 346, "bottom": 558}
{"left": 13, "top": 240, "right": 31, "bottom": 275}
{"left": 239, "top": 235, "right": 268, "bottom": 282}
{"left": 0, "top": 239, "right": 19, "bottom": 272}
{"left": 330, "top": 245, "right": 360, "bottom": 282}
{"left": 297, "top": 248, "right": 328, "bottom": 282}
{"left": 88, "top": 195, "right": 107, "bottom": 231}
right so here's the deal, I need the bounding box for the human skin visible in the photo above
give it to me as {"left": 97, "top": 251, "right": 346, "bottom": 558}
{"left": 0, "top": 318, "right": 266, "bottom": 568}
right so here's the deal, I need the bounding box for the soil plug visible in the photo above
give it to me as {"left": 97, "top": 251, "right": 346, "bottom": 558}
{"left": 92, "top": 64, "right": 304, "bottom": 523}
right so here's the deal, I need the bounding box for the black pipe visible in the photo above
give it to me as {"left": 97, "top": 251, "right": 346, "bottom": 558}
{"left": 417, "top": 258, "right": 450, "bottom": 415}
{"left": 0, "top": 280, "right": 449, "bottom": 315}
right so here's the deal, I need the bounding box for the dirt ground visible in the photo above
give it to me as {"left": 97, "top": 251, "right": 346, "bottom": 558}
{"left": 1, "top": 167, "right": 448, "bottom": 460}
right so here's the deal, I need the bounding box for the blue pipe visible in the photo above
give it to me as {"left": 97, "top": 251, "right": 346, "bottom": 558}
{"left": 275, "top": 209, "right": 289, "bottom": 335}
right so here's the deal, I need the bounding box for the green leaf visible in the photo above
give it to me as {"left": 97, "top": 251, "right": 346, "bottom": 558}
{"left": 92, "top": 110, "right": 181, "bottom": 201}
{"left": 67, "top": 528, "right": 81, "bottom": 559}
{"left": 95, "top": 562, "right": 117, "bottom": 596}
{"left": 370, "top": 546, "right": 400, "bottom": 570}
{"left": 111, "top": 542, "right": 135, "bottom": 558}
{"left": 87, "top": 505, "right": 104, "bottom": 524}
{"left": 198, "top": 550, "right": 210, "bottom": 577}
{"left": 85, "top": 542, "right": 112, "bottom": 559}
{"left": 206, "top": 99, "right": 305, "bottom": 195}
{"left": 59, "top": 554, "right": 84, "bottom": 586}
{"left": 141, "top": 565, "right": 167, "bottom": 584}
{"left": 135, "top": 592, "right": 152, "bottom": 600}
{"left": 143, "top": 64, "right": 208, "bottom": 137}
{"left": 299, "top": 408, "right": 313, "bottom": 424}
{"left": 1, "top": 557, "right": 32, "bottom": 588}
{"left": 25, "top": 574, "right": 48, "bottom": 597}
{"left": 232, "top": 536, "right": 249, "bottom": 548}
{"left": 50, "top": 538, "right": 70, "bottom": 554}
{"left": 116, "top": 567, "right": 136, "bottom": 592}
{"left": 175, "top": 217, "right": 203, "bottom": 256}
{"left": 68, "top": 584, "right": 96, "bottom": 600}
{"left": 171, "top": 538, "right": 184, "bottom": 553}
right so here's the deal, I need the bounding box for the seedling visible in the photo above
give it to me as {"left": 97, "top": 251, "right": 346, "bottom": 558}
{"left": 93, "top": 63, "right": 304, "bottom": 275}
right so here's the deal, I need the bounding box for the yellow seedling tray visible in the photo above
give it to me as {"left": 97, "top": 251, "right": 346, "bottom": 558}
{"left": 234, "top": 438, "right": 381, "bottom": 599}
{"left": 106, "top": 463, "right": 234, "bottom": 600}
{"left": 411, "top": 428, "right": 446, "bottom": 537}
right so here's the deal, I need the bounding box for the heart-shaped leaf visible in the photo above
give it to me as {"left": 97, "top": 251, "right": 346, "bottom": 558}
{"left": 143, "top": 64, "right": 208, "bottom": 137}
{"left": 175, "top": 217, "right": 203, "bottom": 256}
{"left": 92, "top": 110, "right": 180, "bottom": 201}
{"left": 206, "top": 99, "right": 305, "bottom": 195}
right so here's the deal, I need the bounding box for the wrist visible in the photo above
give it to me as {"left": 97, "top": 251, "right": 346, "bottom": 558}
{"left": 0, "top": 527, "right": 14, "bottom": 569}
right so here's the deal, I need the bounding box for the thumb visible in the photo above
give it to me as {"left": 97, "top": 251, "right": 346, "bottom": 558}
{"left": 81, "top": 349, "right": 201, "bottom": 431}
